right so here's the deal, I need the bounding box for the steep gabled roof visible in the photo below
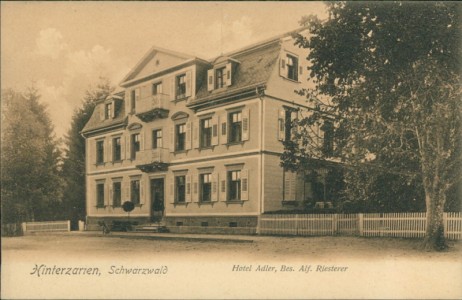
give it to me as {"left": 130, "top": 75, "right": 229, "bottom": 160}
{"left": 81, "top": 97, "right": 127, "bottom": 136}
{"left": 120, "top": 46, "right": 199, "bottom": 85}
{"left": 192, "top": 39, "right": 281, "bottom": 104}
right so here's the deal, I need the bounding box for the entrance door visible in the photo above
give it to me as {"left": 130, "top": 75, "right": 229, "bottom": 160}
{"left": 150, "top": 178, "right": 164, "bottom": 223}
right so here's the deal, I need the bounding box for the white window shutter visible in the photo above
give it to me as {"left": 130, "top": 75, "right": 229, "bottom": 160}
{"left": 220, "top": 171, "right": 227, "bottom": 201}
{"left": 211, "top": 115, "right": 219, "bottom": 146}
{"left": 111, "top": 101, "right": 116, "bottom": 118}
{"left": 91, "top": 139, "right": 96, "bottom": 164}
{"left": 140, "top": 131, "right": 144, "bottom": 151}
{"left": 185, "top": 122, "right": 192, "bottom": 150}
{"left": 280, "top": 56, "right": 286, "bottom": 77}
{"left": 207, "top": 69, "right": 214, "bottom": 91}
{"left": 241, "top": 169, "right": 249, "bottom": 201}
{"left": 284, "top": 172, "right": 291, "bottom": 200}
{"left": 242, "top": 108, "right": 250, "bottom": 141}
{"left": 169, "top": 127, "right": 175, "bottom": 152}
{"left": 278, "top": 109, "right": 286, "bottom": 141}
{"left": 109, "top": 183, "right": 114, "bottom": 206}
{"left": 170, "top": 77, "right": 175, "bottom": 101}
{"left": 192, "top": 120, "right": 200, "bottom": 149}
{"left": 169, "top": 175, "right": 175, "bottom": 204}
{"left": 140, "top": 178, "right": 145, "bottom": 205}
{"left": 108, "top": 138, "right": 113, "bottom": 162}
{"left": 211, "top": 173, "right": 218, "bottom": 202}
{"left": 192, "top": 172, "right": 199, "bottom": 202}
{"left": 185, "top": 70, "right": 192, "bottom": 97}
{"left": 186, "top": 174, "right": 192, "bottom": 202}
{"left": 120, "top": 135, "right": 125, "bottom": 160}
{"left": 99, "top": 104, "right": 105, "bottom": 121}
{"left": 225, "top": 63, "right": 232, "bottom": 86}
{"left": 284, "top": 171, "right": 296, "bottom": 201}
{"left": 104, "top": 182, "right": 109, "bottom": 206}
{"left": 221, "top": 113, "right": 228, "bottom": 144}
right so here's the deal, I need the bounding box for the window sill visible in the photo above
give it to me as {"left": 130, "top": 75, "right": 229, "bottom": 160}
{"left": 112, "top": 160, "right": 123, "bottom": 164}
{"left": 174, "top": 150, "right": 187, "bottom": 155}
{"left": 199, "top": 146, "right": 214, "bottom": 151}
{"left": 95, "top": 163, "right": 106, "bottom": 167}
{"left": 198, "top": 201, "right": 215, "bottom": 206}
{"left": 226, "top": 141, "right": 245, "bottom": 147}
{"left": 280, "top": 76, "right": 301, "bottom": 84}
{"left": 282, "top": 200, "right": 299, "bottom": 206}
{"left": 226, "top": 200, "right": 246, "bottom": 206}
{"left": 173, "top": 202, "right": 188, "bottom": 206}
{"left": 96, "top": 205, "right": 106, "bottom": 209}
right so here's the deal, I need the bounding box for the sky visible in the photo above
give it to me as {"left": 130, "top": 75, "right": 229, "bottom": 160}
{"left": 1, "top": 1, "right": 327, "bottom": 139}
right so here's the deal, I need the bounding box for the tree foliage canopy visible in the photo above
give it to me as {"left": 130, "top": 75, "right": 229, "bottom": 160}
{"left": 1, "top": 88, "right": 63, "bottom": 223}
{"left": 282, "top": 2, "right": 461, "bottom": 249}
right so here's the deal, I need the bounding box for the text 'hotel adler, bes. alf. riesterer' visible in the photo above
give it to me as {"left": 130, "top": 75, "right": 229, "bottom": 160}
{"left": 81, "top": 28, "right": 333, "bottom": 234}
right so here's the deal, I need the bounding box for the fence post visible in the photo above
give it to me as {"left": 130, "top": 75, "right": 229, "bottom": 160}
{"left": 295, "top": 214, "right": 299, "bottom": 235}
{"left": 358, "top": 214, "right": 363, "bottom": 236}
{"left": 332, "top": 214, "right": 338, "bottom": 235}
{"left": 67, "top": 220, "right": 71, "bottom": 232}
{"left": 21, "top": 222, "right": 27, "bottom": 234}
{"left": 256, "top": 216, "right": 260, "bottom": 235}
{"left": 443, "top": 212, "right": 447, "bottom": 238}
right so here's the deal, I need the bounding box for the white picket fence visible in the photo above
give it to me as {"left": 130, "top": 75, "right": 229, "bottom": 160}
{"left": 22, "top": 220, "right": 70, "bottom": 233}
{"left": 259, "top": 212, "right": 462, "bottom": 240}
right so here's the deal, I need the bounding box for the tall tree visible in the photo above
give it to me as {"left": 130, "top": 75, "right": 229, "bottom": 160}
{"left": 61, "top": 78, "right": 114, "bottom": 228}
{"left": 282, "top": 2, "right": 461, "bottom": 250}
{"left": 1, "top": 88, "right": 63, "bottom": 223}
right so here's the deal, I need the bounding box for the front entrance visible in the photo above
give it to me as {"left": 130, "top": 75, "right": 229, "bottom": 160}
{"left": 150, "top": 178, "right": 164, "bottom": 223}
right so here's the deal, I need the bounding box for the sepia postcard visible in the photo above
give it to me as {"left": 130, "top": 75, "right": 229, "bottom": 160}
{"left": 1, "top": 1, "right": 461, "bottom": 299}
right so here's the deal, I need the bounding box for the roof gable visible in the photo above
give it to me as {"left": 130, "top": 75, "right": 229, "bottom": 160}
{"left": 121, "top": 47, "right": 195, "bottom": 85}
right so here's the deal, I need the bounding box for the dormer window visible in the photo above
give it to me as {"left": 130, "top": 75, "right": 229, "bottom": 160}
{"left": 280, "top": 53, "right": 300, "bottom": 82}
{"left": 207, "top": 61, "right": 236, "bottom": 91}
{"left": 287, "top": 55, "right": 298, "bottom": 81}
{"left": 105, "top": 103, "right": 112, "bottom": 119}
{"left": 215, "top": 67, "right": 225, "bottom": 89}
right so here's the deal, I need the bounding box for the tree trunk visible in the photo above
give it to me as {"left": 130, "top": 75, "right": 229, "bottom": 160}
{"left": 422, "top": 189, "right": 448, "bottom": 251}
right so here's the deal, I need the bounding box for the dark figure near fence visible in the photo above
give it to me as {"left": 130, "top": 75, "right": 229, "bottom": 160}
{"left": 98, "top": 221, "right": 111, "bottom": 235}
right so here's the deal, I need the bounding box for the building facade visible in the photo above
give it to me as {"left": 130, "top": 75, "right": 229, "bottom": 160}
{"left": 82, "top": 29, "right": 328, "bottom": 233}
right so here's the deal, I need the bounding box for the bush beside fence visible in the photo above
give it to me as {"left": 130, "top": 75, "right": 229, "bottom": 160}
{"left": 259, "top": 212, "right": 462, "bottom": 240}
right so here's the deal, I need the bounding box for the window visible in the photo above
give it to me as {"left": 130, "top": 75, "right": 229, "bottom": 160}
{"left": 229, "top": 112, "right": 242, "bottom": 143}
{"left": 152, "top": 129, "right": 162, "bottom": 149}
{"left": 96, "top": 140, "right": 104, "bottom": 164}
{"left": 200, "top": 118, "right": 212, "bottom": 148}
{"left": 96, "top": 182, "right": 105, "bottom": 207}
{"left": 113, "top": 137, "right": 121, "bottom": 161}
{"left": 176, "top": 124, "right": 186, "bottom": 151}
{"left": 287, "top": 55, "right": 299, "bottom": 81}
{"left": 215, "top": 67, "right": 225, "bottom": 89}
{"left": 131, "top": 133, "right": 140, "bottom": 160}
{"left": 228, "top": 170, "right": 241, "bottom": 201}
{"left": 113, "top": 182, "right": 122, "bottom": 207}
{"left": 176, "top": 176, "right": 186, "bottom": 203}
{"left": 200, "top": 173, "right": 212, "bottom": 202}
{"left": 176, "top": 74, "right": 186, "bottom": 99}
{"left": 105, "top": 103, "right": 112, "bottom": 119}
{"left": 322, "top": 121, "right": 334, "bottom": 157}
{"left": 152, "top": 82, "right": 162, "bottom": 95}
{"left": 130, "top": 90, "right": 136, "bottom": 112}
{"left": 131, "top": 179, "right": 140, "bottom": 205}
